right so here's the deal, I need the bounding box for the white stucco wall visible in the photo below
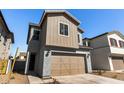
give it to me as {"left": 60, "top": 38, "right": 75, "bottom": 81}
{"left": 107, "top": 34, "right": 124, "bottom": 55}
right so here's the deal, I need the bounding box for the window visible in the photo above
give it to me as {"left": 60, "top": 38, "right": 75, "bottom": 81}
{"left": 78, "top": 34, "right": 80, "bottom": 43}
{"left": 0, "top": 33, "right": 1, "bottom": 41}
{"left": 88, "top": 42, "right": 90, "bottom": 46}
{"left": 59, "top": 23, "right": 69, "bottom": 36}
{"left": 3, "top": 36, "right": 7, "bottom": 46}
{"left": 8, "top": 42, "right": 11, "bottom": 49}
{"left": 110, "top": 38, "right": 118, "bottom": 47}
{"left": 33, "top": 30, "right": 40, "bottom": 40}
{"left": 0, "top": 27, "right": 2, "bottom": 41}
{"left": 83, "top": 41, "right": 89, "bottom": 46}
{"left": 83, "top": 41, "right": 87, "bottom": 46}
{"left": 119, "top": 40, "right": 124, "bottom": 48}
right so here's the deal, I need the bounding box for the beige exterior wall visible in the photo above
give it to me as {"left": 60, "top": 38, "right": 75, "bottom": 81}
{"left": 39, "top": 18, "right": 47, "bottom": 48}
{"left": 46, "top": 14, "right": 79, "bottom": 48}
{"left": 0, "top": 18, "right": 12, "bottom": 60}
{"left": 25, "top": 11, "right": 92, "bottom": 77}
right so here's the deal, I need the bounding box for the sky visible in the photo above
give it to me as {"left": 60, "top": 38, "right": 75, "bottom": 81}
{"left": 1, "top": 9, "right": 124, "bottom": 56}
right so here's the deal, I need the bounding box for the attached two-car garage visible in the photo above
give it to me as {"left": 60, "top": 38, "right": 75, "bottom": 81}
{"left": 51, "top": 52, "right": 86, "bottom": 76}
{"left": 112, "top": 57, "right": 124, "bottom": 70}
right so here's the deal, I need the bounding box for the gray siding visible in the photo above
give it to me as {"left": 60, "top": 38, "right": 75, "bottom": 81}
{"left": 90, "top": 34, "right": 112, "bottom": 70}
{"left": 90, "top": 35, "right": 109, "bottom": 48}
{"left": 91, "top": 47, "right": 111, "bottom": 70}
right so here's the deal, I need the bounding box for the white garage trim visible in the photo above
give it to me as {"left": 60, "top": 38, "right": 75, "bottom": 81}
{"left": 108, "top": 57, "right": 114, "bottom": 71}
{"left": 25, "top": 51, "right": 30, "bottom": 74}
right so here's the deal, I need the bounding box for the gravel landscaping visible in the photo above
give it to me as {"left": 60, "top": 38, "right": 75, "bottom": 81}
{"left": 0, "top": 72, "right": 29, "bottom": 84}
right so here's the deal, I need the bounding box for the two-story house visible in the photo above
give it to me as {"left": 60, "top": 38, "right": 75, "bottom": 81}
{"left": 86, "top": 31, "right": 124, "bottom": 71}
{"left": 0, "top": 11, "right": 14, "bottom": 61}
{"left": 25, "top": 10, "right": 92, "bottom": 78}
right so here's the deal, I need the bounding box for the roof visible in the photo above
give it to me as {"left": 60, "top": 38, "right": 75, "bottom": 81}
{"left": 27, "top": 23, "right": 40, "bottom": 44}
{"left": 27, "top": 10, "right": 82, "bottom": 44}
{"left": 0, "top": 10, "right": 14, "bottom": 43}
{"left": 83, "top": 38, "right": 90, "bottom": 40}
{"left": 39, "top": 10, "right": 80, "bottom": 26}
{"left": 78, "top": 27, "right": 84, "bottom": 33}
{"left": 90, "top": 31, "right": 124, "bottom": 40}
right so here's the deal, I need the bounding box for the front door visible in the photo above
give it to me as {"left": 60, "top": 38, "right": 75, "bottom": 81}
{"left": 29, "top": 54, "right": 36, "bottom": 71}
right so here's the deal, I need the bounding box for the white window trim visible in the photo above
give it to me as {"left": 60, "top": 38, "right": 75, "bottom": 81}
{"left": 58, "top": 21, "right": 69, "bottom": 37}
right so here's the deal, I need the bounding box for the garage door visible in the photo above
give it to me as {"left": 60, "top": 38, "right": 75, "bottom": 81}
{"left": 51, "top": 53, "right": 85, "bottom": 76}
{"left": 112, "top": 57, "right": 124, "bottom": 70}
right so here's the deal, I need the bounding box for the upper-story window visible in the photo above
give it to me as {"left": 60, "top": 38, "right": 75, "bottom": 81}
{"left": 83, "top": 41, "right": 87, "bottom": 46}
{"left": 119, "top": 40, "right": 124, "bottom": 48}
{"left": 83, "top": 40, "right": 90, "bottom": 47}
{"left": 0, "top": 27, "right": 2, "bottom": 41}
{"left": 8, "top": 42, "right": 11, "bottom": 49}
{"left": 59, "top": 22, "right": 69, "bottom": 36}
{"left": 3, "top": 36, "right": 7, "bottom": 46}
{"left": 110, "top": 38, "right": 118, "bottom": 47}
{"left": 78, "top": 34, "right": 80, "bottom": 43}
{"left": 33, "top": 30, "right": 40, "bottom": 40}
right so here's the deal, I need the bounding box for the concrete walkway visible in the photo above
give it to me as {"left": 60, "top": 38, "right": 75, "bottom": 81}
{"left": 28, "top": 74, "right": 124, "bottom": 84}
{"left": 28, "top": 75, "right": 43, "bottom": 84}
{"left": 28, "top": 75, "right": 53, "bottom": 84}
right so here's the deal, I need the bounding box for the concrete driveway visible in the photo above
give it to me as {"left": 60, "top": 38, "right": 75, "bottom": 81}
{"left": 53, "top": 74, "right": 124, "bottom": 84}
{"left": 28, "top": 74, "right": 124, "bottom": 84}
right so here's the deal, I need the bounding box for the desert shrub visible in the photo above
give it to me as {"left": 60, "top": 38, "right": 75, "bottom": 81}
{"left": 1, "top": 60, "right": 8, "bottom": 74}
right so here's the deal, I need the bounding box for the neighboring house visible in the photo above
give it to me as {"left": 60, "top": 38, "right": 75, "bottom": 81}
{"left": 0, "top": 11, "right": 14, "bottom": 61}
{"left": 85, "top": 31, "right": 124, "bottom": 71}
{"left": 13, "top": 52, "right": 27, "bottom": 73}
{"left": 25, "top": 10, "right": 92, "bottom": 78}
{"left": 16, "top": 52, "right": 27, "bottom": 61}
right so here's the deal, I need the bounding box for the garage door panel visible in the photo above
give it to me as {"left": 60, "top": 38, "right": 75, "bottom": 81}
{"left": 112, "top": 57, "right": 124, "bottom": 70}
{"left": 61, "top": 65, "right": 70, "bottom": 70}
{"left": 51, "top": 71, "right": 60, "bottom": 76}
{"left": 61, "top": 69, "right": 70, "bottom": 75}
{"left": 71, "top": 69, "right": 78, "bottom": 75}
{"left": 51, "top": 53, "right": 85, "bottom": 76}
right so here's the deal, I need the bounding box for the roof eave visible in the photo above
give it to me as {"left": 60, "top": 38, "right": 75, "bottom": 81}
{"left": 78, "top": 27, "right": 84, "bottom": 33}
{"left": 11, "top": 32, "right": 14, "bottom": 43}
{"left": 0, "top": 10, "right": 14, "bottom": 43}
{"left": 39, "top": 10, "right": 80, "bottom": 26}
